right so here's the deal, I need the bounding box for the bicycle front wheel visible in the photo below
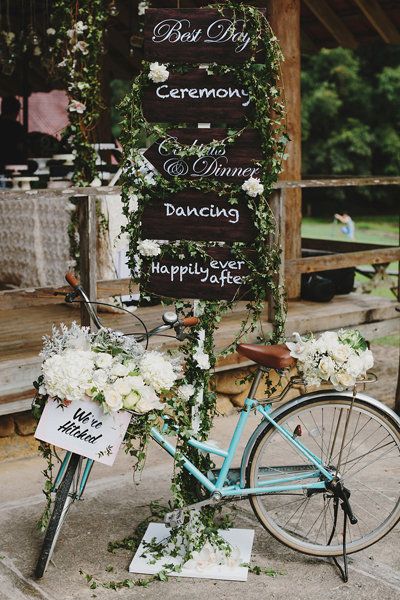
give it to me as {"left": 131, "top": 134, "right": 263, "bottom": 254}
{"left": 35, "top": 453, "right": 82, "bottom": 578}
{"left": 247, "top": 396, "right": 400, "bottom": 557}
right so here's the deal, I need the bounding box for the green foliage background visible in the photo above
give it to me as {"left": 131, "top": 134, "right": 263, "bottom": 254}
{"left": 301, "top": 45, "right": 400, "bottom": 215}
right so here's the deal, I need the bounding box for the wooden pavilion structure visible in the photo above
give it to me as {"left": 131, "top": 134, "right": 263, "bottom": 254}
{"left": 0, "top": 1, "right": 399, "bottom": 416}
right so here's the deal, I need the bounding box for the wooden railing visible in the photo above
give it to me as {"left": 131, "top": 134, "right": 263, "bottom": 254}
{"left": 0, "top": 177, "right": 399, "bottom": 411}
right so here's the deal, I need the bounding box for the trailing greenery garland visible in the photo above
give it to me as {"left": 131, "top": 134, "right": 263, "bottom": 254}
{"left": 48, "top": 0, "right": 109, "bottom": 185}
{"left": 117, "top": 0, "right": 288, "bottom": 569}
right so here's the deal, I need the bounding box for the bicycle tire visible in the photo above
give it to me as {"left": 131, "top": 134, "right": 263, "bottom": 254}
{"left": 35, "top": 453, "right": 81, "bottom": 578}
{"left": 246, "top": 396, "right": 400, "bottom": 557}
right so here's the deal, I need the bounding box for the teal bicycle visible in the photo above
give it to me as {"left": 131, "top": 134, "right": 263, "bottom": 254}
{"left": 35, "top": 274, "right": 400, "bottom": 580}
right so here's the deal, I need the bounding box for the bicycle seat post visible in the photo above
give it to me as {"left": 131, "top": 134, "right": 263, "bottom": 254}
{"left": 248, "top": 367, "right": 266, "bottom": 400}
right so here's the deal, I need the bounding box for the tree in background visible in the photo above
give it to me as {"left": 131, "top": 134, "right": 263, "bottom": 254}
{"left": 301, "top": 45, "right": 400, "bottom": 215}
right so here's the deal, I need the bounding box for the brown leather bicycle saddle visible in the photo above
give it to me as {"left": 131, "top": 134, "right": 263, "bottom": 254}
{"left": 237, "top": 343, "right": 296, "bottom": 370}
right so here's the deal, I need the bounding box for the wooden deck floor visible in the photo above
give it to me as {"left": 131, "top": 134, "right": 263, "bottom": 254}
{"left": 1, "top": 293, "right": 399, "bottom": 414}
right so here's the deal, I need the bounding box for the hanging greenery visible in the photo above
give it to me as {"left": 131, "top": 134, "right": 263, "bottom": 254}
{"left": 47, "top": 0, "right": 109, "bottom": 185}
{"left": 117, "top": 0, "right": 288, "bottom": 569}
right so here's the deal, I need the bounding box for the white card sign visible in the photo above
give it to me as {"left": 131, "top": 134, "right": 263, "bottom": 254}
{"left": 35, "top": 398, "right": 131, "bottom": 466}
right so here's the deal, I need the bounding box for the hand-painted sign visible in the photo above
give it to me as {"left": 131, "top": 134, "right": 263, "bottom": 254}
{"left": 143, "top": 129, "right": 262, "bottom": 182}
{"left": 141, "top": 189, "right": 256, "bottom": 242}
{"left": 144, "top": 9, "right": 265, "bottom": 64}
{"left": 35, "top": 398, "right": 131, "bottom": 466}
{"left": 142, "top": 70, "right": 252, "bottom": 124}
{"left": 145, "top": 247, "right": 254, "bottom": 301}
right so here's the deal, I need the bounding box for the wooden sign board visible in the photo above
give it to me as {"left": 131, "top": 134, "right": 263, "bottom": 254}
{"left": 141, "top": 190, "right": 256, "bottom": 242}
{"left": 143, "top": 128, "right": 263, "bottom": 182}
{"left": 142, "top": 69, "right": 252, "bottom": 124}
{"left": 144, "top": 247, "right": 254, "bottom": 301}
{"left": 144, "top": 9, "right": 266, "bottom": 65}
{"left": 35, "top": 398, "right": 131, "bottom": 466}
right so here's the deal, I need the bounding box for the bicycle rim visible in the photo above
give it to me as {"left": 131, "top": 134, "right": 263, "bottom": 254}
{"left": 247, "top": 397, "right": 400, "bottom": 557}
{"left": 35, "top": 453, "right": 81, "bottom": 578}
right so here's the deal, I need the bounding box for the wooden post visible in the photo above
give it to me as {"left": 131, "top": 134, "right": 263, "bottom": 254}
{"left": 268, "top": 189, "right": 285, "bottom": 322}
{"left": 268, "top": 0, "right": 302, "bottom": 299}
{"left": 78, "top": 195, "right": 97, "bottom": 330}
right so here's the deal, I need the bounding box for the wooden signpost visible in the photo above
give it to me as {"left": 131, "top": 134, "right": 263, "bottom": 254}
{"left": 141, "top": 190, "right": 256, "bottom": 242}
{"left": 140, "top": 7, "right": 266, "bottom": 301}
{"left": 142, "top": 69, "right": 252, "bottom": 124}
{"left": 143, "top": 128, "right": 262, "bottom": 182}
{"left": 146, "top": 248, "right": 253, "bottom": 301}
{"left": 144, "top": 9, "right": 266, "bottom": 65}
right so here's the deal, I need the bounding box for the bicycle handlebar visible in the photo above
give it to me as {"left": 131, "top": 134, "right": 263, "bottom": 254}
{"left": 64, "top": 272, "right": 199, "bottom": 340}
{"left": 65, "top": 272, "right": 80, "bottom": 289}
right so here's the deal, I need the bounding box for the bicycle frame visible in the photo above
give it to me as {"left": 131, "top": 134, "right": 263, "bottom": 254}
{"left": 52, "top": 394, "right": 334, "bottom": 501}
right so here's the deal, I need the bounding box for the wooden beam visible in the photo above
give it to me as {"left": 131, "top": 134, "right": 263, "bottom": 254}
{"left": 302, "top": 238, "right": 391, "bottom": 253}
{"left": 269, "top": 0, "right": 302, "bottom": 299}
{"left": 78, "top": 196, "right": 98, "bottom": 330}
{"left": 286, "top": 246, "right": 400, "bottom": 275}
{"left": 353, "top": 0, "right": 400, "bottom": 44}
{"left": 304, "top": 0, "right": 358, "bottom": 49}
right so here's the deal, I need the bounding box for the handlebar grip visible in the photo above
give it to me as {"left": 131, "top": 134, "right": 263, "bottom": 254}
{"left": 182, "top": 316, "right": 199, "bottom": 327}
{"left": 65, "top": 272, "right": 80, "bottom": 289}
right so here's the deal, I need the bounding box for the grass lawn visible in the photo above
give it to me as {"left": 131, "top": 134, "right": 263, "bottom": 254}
{"left": 301, "top": 215, "right": 399, "bottom": 302}
{"left": 302, "top": 214, "right": 399, "bottom": 246}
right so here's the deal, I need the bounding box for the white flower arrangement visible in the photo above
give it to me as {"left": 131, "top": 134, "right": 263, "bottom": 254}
{"left": 241, "top": 176, "right": 264, "bottom": 197}
{"left": 286, "top": 329, "right": 374, "bottom": 390}
{"left": 148, "top": 62, "right": 170, "bottom": 83}
{"left": 137, "top": 239, "right": 161, "bottom": 257}
{"left": 36, "top": 323, "right": 181, "bottom": 415}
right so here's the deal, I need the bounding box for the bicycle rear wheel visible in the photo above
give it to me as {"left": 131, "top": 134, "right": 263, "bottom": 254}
{"left": 247, "top": 396, "right": 400, "bottom": 557}
{"left": 35, "top": 453, "right": 81, "bottom": 578}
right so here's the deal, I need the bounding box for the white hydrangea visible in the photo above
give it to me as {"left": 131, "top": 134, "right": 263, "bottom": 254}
{"left": 95, "top": 353, "right": 113, "bottom": 369}
{"left": 148, "top": 62, "right": 169, "bottom": 83}
{"left": 193, "top": 348, "right": 210, "bottom": 370}
{"left": 241, "top": 177, "right": 264, "bottom": 197}
{"left": 137, "top": 239, "right": 161, "bottom": 257}
{"left": 42, "top": 349, "right": 95, "bottom": 402}
{"left": 140, "top": 351, "right": 177, "bottom": 392}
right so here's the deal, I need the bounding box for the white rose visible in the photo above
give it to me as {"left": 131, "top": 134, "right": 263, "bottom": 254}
{"left": 241, "top": 177, "right": 264, "bottom": 198}
{"left": 124, "top": 359, "right": 138, "bottom": 374}
{"left": 111, "top": 362, "right": 129, "bottom": 377}
{"left": 95, "top": 353, "right": 113, "bottom": 369}
{"left": 318, "top": 355, "right": 335, "bottom": 380}
{"left": 114, "top": 377, "right": 134, "bottom": 396}
{"left": 331, "top": 372, "right": 356, "bottom": 391}
{"left": 331, "top": 344, "right": 351, "bottom": 364}
{"left": 47, "top": 28, "right": 56, "bottom": 36}
{"left": 122, "top": 390, "right": 140, "bottom": 410}
{"left": 148, "top": 62, "right": 169, "bottom": 83}
{"left": 103, "top": 386, "right": 123, "bottom": 412}
{"left": 137, "top": 239, "right": 161, "bottom": 257}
